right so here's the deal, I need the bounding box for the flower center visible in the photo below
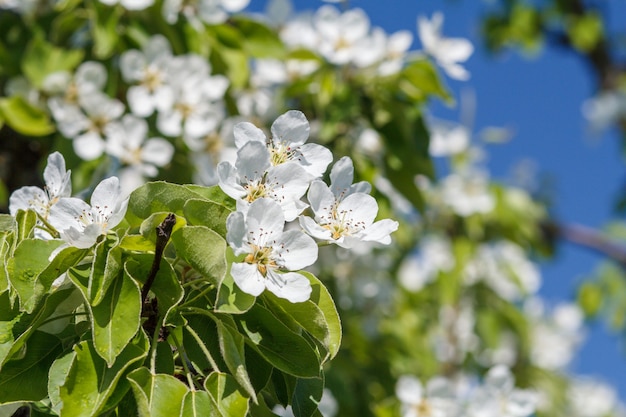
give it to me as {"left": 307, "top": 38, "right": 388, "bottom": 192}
{"left": 244, "top": 244, "right": 277, "bottom": 277}
{"left": 244, "top": 181, "right": 267, "bottom": 203}
{"left": 268, "top": 141, "right": 294, "bottom": 166}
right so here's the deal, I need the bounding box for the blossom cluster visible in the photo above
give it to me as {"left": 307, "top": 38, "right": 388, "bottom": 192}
{"left": 9, "top": 152, "right": 128, "bottom": 250}
{"left": 220, "top": 110, "right": 399, "bottom": 303}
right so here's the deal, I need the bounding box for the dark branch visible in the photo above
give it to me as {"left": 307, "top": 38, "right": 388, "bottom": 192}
{"left": 141, "top": 213, "right": 176, "bottom": 304}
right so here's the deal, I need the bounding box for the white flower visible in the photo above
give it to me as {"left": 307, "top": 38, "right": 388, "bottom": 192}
{"left": 99, "top": 0, "right": 154, "bottom": 10}
{"left": 163, "top": 0, "right": 249, "bottom": 26}
{"left": 217, "top": 141, "right": 310, "bottom": 221}
{"left": 428, "top": 119, "right": 470, "bottom": 157}
{"left": 299, "top": 180, "right": 398, "bottom": 248}
{"left": 398, "top": 235, "right": 454, "bottom": 292}
{"left": 467, "top": 365, "right": 537, "bottom": 417}
{"left": 105, "top": 114, "right": 174, "bottom": 177}
{"left": 418, "top": 12, "right": 473, "bottom": 81}
{"left": 227, "top": 198, "right": 316, "bottom": 303}
{"left": 120, "top": 35, "right": 175, "bottom": 117}
{"left": 313, "top": 6, "right": 370, "bottom": 66}
{"left": 48, "top": 177, "right": 128, "bottom": 249}
{"left": 9, "top": 152, "right": 72, "bottom": 221}
{"left": 568, "top": 379, "right": 621, "bottom": 417}
{"left": 233, "top": 110, "right": 332, "bottom": 179}
{"left": 439, "top": 170, "right": 494, "bottom": 216}
{"left": 395, "top": 375, "right": 460, "bottom": 417}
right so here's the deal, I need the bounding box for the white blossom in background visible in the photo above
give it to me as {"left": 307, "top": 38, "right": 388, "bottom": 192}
{"left": 567, "top": 378, "right": 626, "bottom": 417}
{"left": 218, "top": 141, "right": 310, "bottom": 221}
{"left": 48, "top": 177, "right": 128, "bottom": 249}
{"left": 280, "top": 12, "right": 319, "bottom": 51}
{"left": 45, "top": 61, "right": 108, "bottom": 105}
{"left": 105, "top": 115, "right": 174, "bottom": 196}
{"left": 398, "top": 235, "right": 455, "bottom": 292}
{"left": 312, "top": 5, "right": 370, "bottom": 66}
{"left": 226, "top": 198, "right": 316, "bottom": 302}
{"left": 439, "top": 170, "right": 495, "bottom": 216}
{"left": 466, "top": 365, "right": 537, "bottom": 417}
{"left": 395, "top": 374, "right": 460, "bottom": 417}
{"left": 190, "top": 117, "right": 240, "bottom": 186}
{"left": 120, "top": 35, "right": 174, "bottom": 117}
{"left": 418, "top": 11, "right": 473, "bottom": 81}
{"left": 162, "top": 0, "right": 249, "bottom": 27}
{"left": 353, "top": 27, "right": 413, "bottom": 75}
{"left": 233, "top": 110, "right": 332, "bottom": 178}
{"left": 156, "top": 55, "right": 229, "bottom": 148}
{"left": 272, "top": 388, "right": 338, "bottom": 417}
{"left": 464, "top": 241, "right": 541, "bottom": 301}
{"left": 525, "top": 299, "right": 585, "bottom": 370}
{"left": 582, "top": 91, "right": 626, "bottom": 133}
{"left": 98, "top": 0, "right": 153, "bottom": 9}
{"left": 9, "top": 152, "right": 72, "bottom": 239}
{"left": 434, "top": 302, "right": 479, "bottom": 365}
{"left": 428, "top": 119, "right": 470, "bottom": 157}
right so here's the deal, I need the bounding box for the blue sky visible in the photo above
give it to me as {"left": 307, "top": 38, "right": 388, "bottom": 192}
{"left": 252, "top": 0, "right": 626, "bottom": 398}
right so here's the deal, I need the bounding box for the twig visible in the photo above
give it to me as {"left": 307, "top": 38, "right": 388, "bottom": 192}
{"left": 141, "top": 213, "right": 176, "bottom": 304}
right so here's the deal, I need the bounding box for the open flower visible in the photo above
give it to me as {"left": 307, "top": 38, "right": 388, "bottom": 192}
{"left": 299, "top": 180, "right": 398, "bottom": 248}
{"left": 218, "top": 141, "right": 310, "bottom": 221}
{"left": 233, "top": 110, "right": 332, "bottom": 178}
{"left": 418, "top": 12, "right": 473, "bottom": 81}
{"left": 9, "top": 151, "right": 72, "bottom": 221}
{"left": 48, "top": 177, "right": 128, "bottom": 249}
{"left": 227, "top": 198, "right": 316, "bottom": 303}
{"left": 396, "top": 375, "right": 460, "bottom": 417}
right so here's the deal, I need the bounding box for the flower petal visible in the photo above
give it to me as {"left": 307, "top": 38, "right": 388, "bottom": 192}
{"left": 231, "top": 262, "right": 265, "bottom": 296}
{"left": 265, "top": 270, "right": 312, "bottom": 303}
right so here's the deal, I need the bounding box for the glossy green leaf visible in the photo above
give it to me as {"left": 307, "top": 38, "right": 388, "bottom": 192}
{"left": 292, "top": 376, "right": 324, "bottom": 417}
{"left": 128, "top": 368, "right": 189, "bottom": 417}
{"left": 59, "top": 332, "right": 149, "bottom": 417}
{"left": 15, "top": 209, "right": 37, "bottom": 242}
{"left": 214, "top": 318, "right": 256, "bottom": 401}
{"left": 232, "top": 16, "right": 285, "bottom": 58}
{"left": 0, "top": 96, "right": 55, "bottom": 136}
{"left": 204, "top": 372, "right": 249, "bottom": 417}
{"left": 90, "top": 235, "right": 122, "bottom": 306}
{"left": 181, "top": 390, "right": 216, "bottom": 417}
{"left": 48, "top": 351, "right": 76, "bottom": 414}
{"left": 238, "top": 303, "right": 321, "bottom": 377}
{"left": 171, "top": 226, "right": 227, "bottom": 287}
{"left": 7, "top": 238, "right": 63, "bottom": 313}
{"left": 128, "top": 182, "right": 209, "bottom": 221}
{"left": 183, "top": 198, "right": 232, "bottom": 238}
{"left": 21, "top": 35, "right": 83, "bottom": 88}
{"left": 38, "top": 246, "right": 89, "bottom": 293}
{"left": 184, "top": 185, "right": 236, "bottom": 211}
{"left": 0, "top": 331, "right": 63, "bottom": 402}
{"left": 138, "top": 212, "right": 187, "bottom": 245}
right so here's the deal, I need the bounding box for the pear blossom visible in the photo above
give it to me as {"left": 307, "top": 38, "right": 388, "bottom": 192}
{"left": 568, "top": 379, "right": 625, "bottom": 417}
{"left": 98, "top": 0, "right": 154, "bottom": 10}
{"left": 233, "top": 110, "right": 332, "bottom": 178}
{"left": 313, "top": 6, "right": 370, "bottom": 66}
{"left": 120, "top": 35, "right": 175, "bottom": 117}
{"left": 418, "top": 12, "right": 473, "bottom": 81}
{"left": 299, "top": 180, "right": 398, "bottom": 248}
{"left": 226, "top": 198, "right": 316, "bottom": 303}
{"left": 328, "top": 156, "right": 371, "bottom": 199}
{"left": 162, "top": 0, "right": 250, "bottom": 27}
{"left": 439, "top": 170, "right": 495, "bottom": 216}
{"left": 398, "top": 235, "right": 454, "bottom": 292}
{"left": 466, "top": 365, "right": 537, "bottom": 417}
{"left": 9, "top": 152, "right": 72, "bottom": 224}
{"left": 428, "top": 119, "right": 470, "bottom": 157}
{"left": 218, "top": 141, "right": 310, "bottom": 221}
{"left": 48, "top": 177, "right": 128, "bottom": 249}
{"left": 395, "top": 375, "right": 460, "bottom": 417}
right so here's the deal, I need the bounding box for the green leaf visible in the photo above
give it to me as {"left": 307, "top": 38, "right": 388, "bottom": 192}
{"left": 128, "top": 182, "right": 209, "bottom": 221}
{"left": 237, "top": 303, "right": 321, "bottom": 377}
{"left": 0, "top": 96, "right": 54, "bottom": 137}
{"left": 0, "top": 331, "right": 63, "bottom": 402}
{"left": 48, "top": 351, "right": 76, "bottom": 414}
{"left": 181, "top": 390, "right": 217, "bottom": 417}
{"left": 59, "top": 332, "right": 149, "bottom": 417}
{"left": 89, "top": 2, "right": 121, "bottom": 59}
{"left": 38, "top": 246, "right": 89, "bottom": 293}
{"left": 138, "top": 212, "right": 187, "bottom": 245}
{"left": 68, "top": 264, "right": 142, "bottom": 366}
{"left": 263, "top": 271, "right": 341, "bottom": 362}
{"left": 0, "top": 214, "right": 17, "bottom": 233}
{"left": 128, "top": 368, "right": 189, "bottom": 417}
{"left": 15, "top": 209, "right": 37, "bottom": 242}
{"left": 184, "top": 185, "right": 236, "bottom": 211}
{"left": 21, "top": 35, "right": 84, "bottom": 88}
{"left": 292, "top": 376, "right": 324, "bottom": 417}
{"left": 204, "top": 372, "right": 249, "bottom": 417}
{"left": 214, "top": 318, "right": 256, "bottom": 402}
{"left": 171, "top": 226, "right": 227, "bottom": 287}
{"left": 90, "top": 235, "right": 123, "bottom": 306}
{"left": 400, "top": 59, "right": 451, "bottom": 102}
{"left": 7, "top": 238, "right": 63, "bottom": 313}
{"left": 232, "top": 16, "right": 285, "bottom": 58}
{"left": 183, "top": 198, "right": 232, "bottom": 238}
